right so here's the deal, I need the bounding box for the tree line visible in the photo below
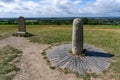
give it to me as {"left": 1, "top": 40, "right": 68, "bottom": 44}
{"left": 0, "top": 17, "right": 120, "bottom": 25}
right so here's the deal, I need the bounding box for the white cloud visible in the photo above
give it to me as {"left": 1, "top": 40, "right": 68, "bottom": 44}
{"left": 0, "top": 0, "right": 120, "bottom": 17}
{"left": 79, "top": 0, "right": 120, "bottom": 16}
{"left": 0, "top": 0, "right": 14, "bottom": 3}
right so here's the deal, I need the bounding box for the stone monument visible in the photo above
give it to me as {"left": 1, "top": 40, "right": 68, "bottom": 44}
{"left": 72, "top": 18, "right": 83, "bottom": 55}
{"left": 45, "top": 18, "right": 113, "bottom": 75}
{"left": 17, "top": 16, "right": 26, "bottom": 34}
{"left": 13, "top": 16, "right": 33, "bottom": 37}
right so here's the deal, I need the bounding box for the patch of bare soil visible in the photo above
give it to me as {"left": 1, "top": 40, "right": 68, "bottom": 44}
{"left": 0, "top": 37, "right": 80, "bottom": 80}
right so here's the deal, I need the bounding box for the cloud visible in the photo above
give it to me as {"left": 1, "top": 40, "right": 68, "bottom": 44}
{"left": 79, "top": 0, "right": 120, "bottom": 16}
{"left": 0, "top": 4, "right": 4, "bottom": 7}
{"left": 0, "top": 0, "right": 14, "bottom": 3}
{"left": 0, "top": 0, "right": 120, "bottom": 17}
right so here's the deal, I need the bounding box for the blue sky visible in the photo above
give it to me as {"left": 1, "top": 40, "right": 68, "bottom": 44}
{"left": 0, "top": 0, "right": 120, "bottom": 18}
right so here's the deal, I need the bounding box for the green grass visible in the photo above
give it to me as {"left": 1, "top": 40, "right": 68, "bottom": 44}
{"left": 0, "top": 25, "right": 120, "bottom": 80}
{"left": 27, "top": 25, "right": 72, "bottom": 44}
{"left": 0, "top": 25, "right": 17, "bottom": 40}
{"left": 83, "top": 25, "right": 120, "bottom": 29}
{"left": 29, "top": 30, "right": 72, "bottom": 44}
{"left": 0, "top": 45, "right": 22, "bottom": 80}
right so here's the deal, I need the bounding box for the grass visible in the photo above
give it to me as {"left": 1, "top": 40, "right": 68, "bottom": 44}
{"left": 0, "top": 25, "right": 17, "bottom": 40}
{"left": 0, "top": 24, "right": 120, "bottom": 80}
{"left": 28, "top": 25, "right": 72, "bottom": 44}
{"left": 0, "top": 45, "right": 22, "bottom": 80}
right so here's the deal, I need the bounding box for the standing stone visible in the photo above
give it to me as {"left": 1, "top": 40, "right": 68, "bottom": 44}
{"left": 13, "top": 16, "right": 33, "bottom": 37}
{"left": 17, "top": 16, "right": 26, "bottom": 34}
{"left": 72, "top": 18, "right": 83, "bottom": 55}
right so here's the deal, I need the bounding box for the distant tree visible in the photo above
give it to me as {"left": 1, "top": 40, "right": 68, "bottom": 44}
{"left": 82, "top": 18, "right": 88, "bottom": 24}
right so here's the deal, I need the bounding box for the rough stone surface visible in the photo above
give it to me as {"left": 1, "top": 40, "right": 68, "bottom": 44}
{"left": 72, "top": 18, "right": 83, "bottom": 55}
{"left": 45, "top": 44, "right": 113, "bottom": 75}
{"left": 18, "top": 16, "right": 26, "bottom": 33}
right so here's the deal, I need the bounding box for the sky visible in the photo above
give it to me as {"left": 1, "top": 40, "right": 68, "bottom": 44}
{"left": 0, "top": 0, "right": 120, "bottom": 18}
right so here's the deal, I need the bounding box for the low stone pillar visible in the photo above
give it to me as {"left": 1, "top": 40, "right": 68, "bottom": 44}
{"left": 17, "top": 16, "right": 26, "bottom": 34}
{"left": 72, "top": 18, "right": 83, "bottom": 55}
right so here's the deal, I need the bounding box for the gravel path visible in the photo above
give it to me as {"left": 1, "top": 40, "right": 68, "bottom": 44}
{"left": 0, "top": 37, "right": 80, "bottom": 80}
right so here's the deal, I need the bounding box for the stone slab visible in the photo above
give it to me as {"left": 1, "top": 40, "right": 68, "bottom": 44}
{"left": 45, "top": 44, "right": 113, "bottom": 75}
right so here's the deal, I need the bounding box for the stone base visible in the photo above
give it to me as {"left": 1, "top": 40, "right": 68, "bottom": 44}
{"left": 17, "top": 32, "right": 26, "bottom": 34}
{"left": 13, "top": 32, "right": 33, "bottom": 37}
{"left": 45, "top": 44, "right": 113, "bottom": 75}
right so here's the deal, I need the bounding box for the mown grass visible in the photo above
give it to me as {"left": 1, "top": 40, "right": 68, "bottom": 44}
{"left": 0, "top": 45, "right": 22, "bottom": 80}
{"left": 0, "top": 25, "right": 120, "bottom": 80}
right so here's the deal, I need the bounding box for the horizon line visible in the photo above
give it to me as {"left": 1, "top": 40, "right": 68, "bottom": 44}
{"left": 0, "top": 16, "right": 120, "bottom": 19}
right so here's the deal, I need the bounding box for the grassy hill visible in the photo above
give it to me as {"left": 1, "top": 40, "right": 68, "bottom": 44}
{"left": 0, "top": 25, "right": 120, "bottom": 80}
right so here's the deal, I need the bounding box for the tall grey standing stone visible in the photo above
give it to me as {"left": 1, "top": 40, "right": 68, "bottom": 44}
{"left": 72, "top": 18, "right": 83, "bottom": 55}
{"left": 17, "top": 16, "right": 26, "bottom": 34}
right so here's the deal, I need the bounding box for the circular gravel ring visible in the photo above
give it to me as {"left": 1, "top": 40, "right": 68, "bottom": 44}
{"left": 45, "top": 44, "right": 113, "bottom": 75}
